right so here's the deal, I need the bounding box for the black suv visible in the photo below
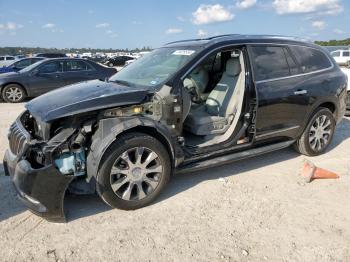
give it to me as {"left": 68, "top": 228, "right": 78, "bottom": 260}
{"left": 3, "top": 35, "right": 347, "bottom": 222}
{"left": 105, "top": 55, "right": 134, "bottom": 67}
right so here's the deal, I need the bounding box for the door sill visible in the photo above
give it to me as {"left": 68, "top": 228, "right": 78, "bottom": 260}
{"left": 176, "top": 140, "right": 295, "bottom": 174}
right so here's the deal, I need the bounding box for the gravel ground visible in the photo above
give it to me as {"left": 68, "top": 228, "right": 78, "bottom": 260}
{"left": 0, "top": 102, "right": 350, "bottom": 262}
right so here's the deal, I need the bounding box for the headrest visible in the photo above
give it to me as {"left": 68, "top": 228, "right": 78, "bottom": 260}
{"left": 226, "top": 58, "right": 241, "bottom": 77}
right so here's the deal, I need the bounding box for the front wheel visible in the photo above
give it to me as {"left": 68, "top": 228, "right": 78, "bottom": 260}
{"left": 294, "top": 107, "right": 336, "bottom": 156}
{"left": 2, "top": 84, "right": 27, "bottom": 103}
{"left": 96, "top": 132, "right": 171, "bottom": 210}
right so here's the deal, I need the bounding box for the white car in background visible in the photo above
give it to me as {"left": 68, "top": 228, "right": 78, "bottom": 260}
{"left": 341, "top": 67, "right": 350, "bottom": 90}
{"left": 331, "top": 50, "right": 350, "bottom": 66}
{"left": 0, "top": 56, "right": 16, "bottom": 67}
{"left": 341, "top": 66, "right": 350, "bottom": 114}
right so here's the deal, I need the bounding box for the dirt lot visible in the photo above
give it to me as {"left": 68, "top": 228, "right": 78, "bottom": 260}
{"left": 0, "top": 103, "right": 350, "bottom": 262}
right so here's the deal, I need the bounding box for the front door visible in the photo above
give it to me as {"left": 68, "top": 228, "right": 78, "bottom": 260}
{"left": 27, "top": 60, "right": 65, "bottom": 96}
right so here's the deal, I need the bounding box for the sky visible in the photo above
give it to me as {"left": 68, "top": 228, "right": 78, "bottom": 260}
{"left": 0, "top": 0, "right": 349, "bottom": 49}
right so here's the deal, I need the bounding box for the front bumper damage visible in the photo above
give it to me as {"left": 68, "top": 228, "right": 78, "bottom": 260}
{"left": 3, "top": 113, "right": 75, "bottom": 222}
{"left": 4, "top": 151, "right": 74, "bottom": 222}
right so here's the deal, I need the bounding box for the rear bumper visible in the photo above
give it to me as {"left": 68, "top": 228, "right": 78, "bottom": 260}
{"left": 3, "top": 149, "right": 74, "bottom": 222}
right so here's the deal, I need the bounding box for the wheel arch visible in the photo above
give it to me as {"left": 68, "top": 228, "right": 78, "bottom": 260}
{"left": 318, "top": 102, "right": 336, "bottom": 114}
{"left": 1, "top": 82, "right": 28, "bottom": 96}
{"left": 86, "top": 117, "right": 180, "bottom": 182}
{"left": 298, "top": 100, "right": 338, "bottom": 138}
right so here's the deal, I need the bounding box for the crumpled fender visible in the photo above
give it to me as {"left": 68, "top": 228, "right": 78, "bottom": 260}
{"left": 86, "top": 116, "right": 180, "bottom": 182}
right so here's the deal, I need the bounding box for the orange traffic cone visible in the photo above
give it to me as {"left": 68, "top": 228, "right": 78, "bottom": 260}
{"left": 300, "top": 159, "right": 339, "bottom": 183}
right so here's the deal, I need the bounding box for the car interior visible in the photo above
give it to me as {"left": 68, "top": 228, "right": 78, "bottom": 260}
{"left": 181, "top": 48, "right": 247, "bottom": 149}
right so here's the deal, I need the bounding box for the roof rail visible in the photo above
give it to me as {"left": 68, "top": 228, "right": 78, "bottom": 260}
{"left": 165, "top": 34, "right": 241, "bottom": 45}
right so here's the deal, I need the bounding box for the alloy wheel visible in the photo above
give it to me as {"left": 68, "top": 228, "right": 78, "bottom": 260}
{"left": 5, "top": 87, "right": 23, "bottom": 102}
{"left": 110, "top": 147, "right": 163, "bottom": 201}
{"left": 308, "top": 114, "right": 333, "bottom": 151}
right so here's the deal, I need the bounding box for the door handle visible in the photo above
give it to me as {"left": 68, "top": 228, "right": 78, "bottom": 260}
{"left": 55, "top": 75, "right": 60, "bottom": 78}
{"left": 294, "top": 90, "right": 307, "bottom": 95}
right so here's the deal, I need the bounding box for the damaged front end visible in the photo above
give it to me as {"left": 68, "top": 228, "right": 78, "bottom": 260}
{"left": 3, "top": 111, "right": 93, "bottom": 222}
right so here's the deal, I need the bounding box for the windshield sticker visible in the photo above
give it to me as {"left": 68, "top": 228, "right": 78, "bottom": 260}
{"left": 172, "top": 50, "right": 195, "bottom": 56}
{"left": 150, "top": 80, "right": 158, "bottom": 85}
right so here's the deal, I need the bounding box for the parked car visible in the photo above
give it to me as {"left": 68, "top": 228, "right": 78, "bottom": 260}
{"left": 0, "top": 58, "right": 117, "bottom": 102}
{"left": 34, "top": 53, "right": 67, "bottom": 58}
{"left": 0, "top": 56, "right": 16, "bottom": 67}
{"left": 3, "top": 35, "right": 347, "bottom": 222}
{"left": 331, "top": 49, "right": 350, "bottom": 66}
{"left": 86, "top": 56, "right": 106, "bottom": 63}
{"left": 124, "top": 59, "right": 136, "bottom": 66}
{"left": 0, "top": 57, "right": 45, "bottom": 74}
{"left": 105, "top": 55, "right": 135, "bottom": 67}
{"left": 15, "top": 55, "right": 26, "bottom": 60}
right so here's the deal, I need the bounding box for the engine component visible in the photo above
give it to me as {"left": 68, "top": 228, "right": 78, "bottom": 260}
{"left": 54, "top": 148, "right": 86, "bottom": 176}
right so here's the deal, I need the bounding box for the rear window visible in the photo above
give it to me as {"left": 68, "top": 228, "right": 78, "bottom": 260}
{"left": 343, "top": 51, "right": 350, "bottom": 57}
{"left": 289, "top": 46, "right": 331, "bottom": 73}
{"left": 65, "top": 60, "right": 91, "bottom": 71}
{"left": 250, "top": 46, "right": 292, "bottom": 81}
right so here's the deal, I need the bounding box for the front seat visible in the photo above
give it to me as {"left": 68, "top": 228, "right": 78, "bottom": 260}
{"left": 184, "top": 57, "right": 242, "bottom": 136}
{"left": 183, "top": 66, "right": 209, "bottom": 100}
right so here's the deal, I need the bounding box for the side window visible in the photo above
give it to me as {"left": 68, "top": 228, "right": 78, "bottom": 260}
{"left": 343, "top": 51, "right": 350, "bottom": 57}
{"left": 0, "top": 57, "right": 4, "bottom": 61}
{"left": 250, "top": 46, "right": 290, "bottom": 81}
{"left": 289, "top": 46, "right": 332, "bottom": 73}
{"left": 38, "top": 61, "right": 63, "bottom": 73}
{"left": 65, "top": 60, "right": 90, "bottom": 71}
{"left": 332, "top": 51, "right": 340, "bottom": 57}
{"left": 283, "top": 48, "right": 299, "bottom": 75}
{"left": 198, "top": 52, "right": 220, "bottom": 72}
{"left": 7, "top": 57, "right": 15, "bottom": 61}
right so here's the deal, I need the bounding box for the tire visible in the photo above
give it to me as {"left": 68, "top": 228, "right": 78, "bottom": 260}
{"left": 96, "top": 132, "right": 171, "bottom": 210}
{"left": 2, "top": 84, "right": 26, "bottom": 103}
{"left": 108, "top": 62, "right": 114, "bottom": 67}
{"left": 294, "top": 107, "right": 336, "bottom": 156}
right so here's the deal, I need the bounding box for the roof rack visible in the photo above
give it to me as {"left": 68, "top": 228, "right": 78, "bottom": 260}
{"left": 165, "top": 34, "right": 241, "bottom": 45}
{"left": 165, "top": 34, "right": 313, "bottom": 46}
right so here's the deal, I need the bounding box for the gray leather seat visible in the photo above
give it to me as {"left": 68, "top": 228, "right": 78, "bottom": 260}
{"left": 184, "top": 58, "right": 242, "bottom": 135}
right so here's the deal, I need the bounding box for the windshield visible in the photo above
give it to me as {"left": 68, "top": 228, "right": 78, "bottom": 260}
{"left": 109, "top": 47, "right": 200, "bottom": 88}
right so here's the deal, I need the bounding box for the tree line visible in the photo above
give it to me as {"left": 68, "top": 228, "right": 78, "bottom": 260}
{"left": 314, "top": 38, "right": 350, "bottom": 46}
{"left": 0, "top": 46, "right": 152, "bottom": 56}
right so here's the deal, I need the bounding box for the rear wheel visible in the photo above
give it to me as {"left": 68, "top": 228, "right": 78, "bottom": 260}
{"left": 108, "top": 62, "right": 114, "bottom": 67}
{"left": 2, "top": 84, "right": 26, "bottom": 103}
{"left": 294, "top": 107, "right": 335, "bottom": 156}
{"left": 96, "top": 132, "right": 171, "bottom": 210}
